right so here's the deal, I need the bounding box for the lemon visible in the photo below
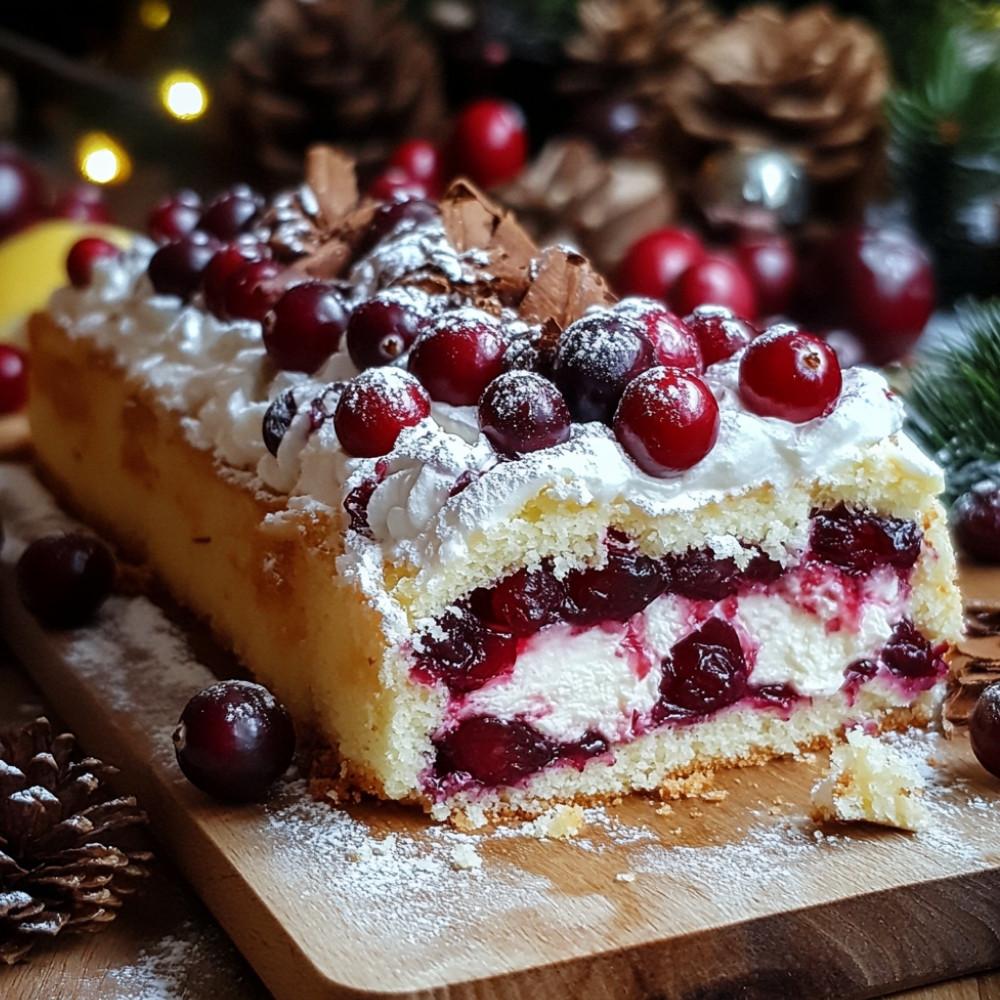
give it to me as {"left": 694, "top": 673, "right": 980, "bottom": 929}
{"left": 0, "top": 219, "right": 133, "bottom": 342}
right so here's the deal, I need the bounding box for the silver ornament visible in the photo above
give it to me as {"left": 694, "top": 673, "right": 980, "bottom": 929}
{"left": 694, "top": 147, "right": 808, "bottom": 231}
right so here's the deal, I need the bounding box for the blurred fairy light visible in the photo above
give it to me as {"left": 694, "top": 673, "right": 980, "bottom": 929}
{"left": 159, "top": 71, "right": 208, "bottom": 121}
{"left": 76, "top": 132, "right": 132, "bottom": 185}
{"left": 138, "top": 0, "right": 171, "bottom": 31}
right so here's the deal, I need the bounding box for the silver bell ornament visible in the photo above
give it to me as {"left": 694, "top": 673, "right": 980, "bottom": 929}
{"left": 694, "top": 147, "right": 808, "bottom": 233}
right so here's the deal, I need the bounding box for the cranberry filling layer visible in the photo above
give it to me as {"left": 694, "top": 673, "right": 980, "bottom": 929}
{"left": 413, "top": 504, "right": 939, "bottom": 796}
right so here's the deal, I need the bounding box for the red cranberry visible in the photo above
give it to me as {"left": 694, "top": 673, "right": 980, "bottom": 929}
{"left": 53, "top": 183, "right": 111, "bottom": 224}
{"left": 449, "top": 98, "right": 528, "bottom": 189}
{"left": 358, "top": 197, "right": 440, "bottom": 255}
{"left": 612, "top": 299, "right": 703, "bottom": 372}
{"left": 614, "top": 366, "right": 720, "bottom": 476}
{"left": 202, "top": 239, "right": 268, "bottom": 319}
{"left": 660, "top": 618, "right": 749, "bottom": 715}
{"left": 16, "top": 531, "right": 116, "bottom": 628}
{"left": 172, "top": 679, "right": 296, "bottom": 803}
{"left": 388, "top": 139, "right": 446, "bottom": 198}
{"left": 565, "top": 532, "right": 665, "bottom": 625}
{"left": 490, "top": 564, "right": 567, "bottom": 636}
{"left": 684, "top": 305, "right": 757, "bottom": 366}
{"left": 670, "top": 252, "right": 757, "bottom": 319}
{"left": 412, "top": 606, "right": 516, "bottom": 695}
{"left": 146, "top": 190, "right": 202, "bottom": 243}
{"left": 223, "top": 258, "right": 296, "bottom": 323}
{"left": 881, "top": 618, "right": 940, "bottom": 679}
{"left": 738, "top": 325, "right": 842, "bottom": 423}
{"left": 368, "top": 168, "right": 429, "bottom": 204}
{"left": 799, "top": 226, "right": 935, "bottom": 366}
{"left": 478, "top": 370, "right": 571, "bottom": 455}
{"left": 952, "top": 482, "right": 1000, "bottom": 563}
{"left": 735, "top": 232, "right": 798, "bottom": 320}
{"left": 198, "top": 185, "right": 263, "bottom": 241}
{"left": 551, "top": 312, "right": 654, "bottom": 424}
{"left": 0, "top": 344, "right": 28, "bottom": 413}
{"left": 334, "top": 368, "right": 430, "bottom": 457}
{"left": 346, "top": 291, "right": 425, "bottom": 370}
{"left": 809, "top": 502, "right": 921, "bottom": 576}
{"left": 0, "top": 149, "right": 46, "bottom": 238}
{"left": 147, "top": 231, "right": 221, "bottom": 301}
{"left": 263, "top": 281, "right": 349, "bottom": 373}
{"left": 66, "top": 236, "right": 119, "bottom": 288}
{"left": 616, "top": 227, "right": 706, "bottom": 301}
{"left": 434, "top": 717, "right": 553, "bottom": 787}
{"left": 408, "top": 310, "right": 507, "bottom": 405}
{"left": 969, "top": 682, "right": 1000, "bottom": 779}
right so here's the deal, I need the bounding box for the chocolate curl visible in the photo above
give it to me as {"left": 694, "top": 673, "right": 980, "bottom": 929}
{"left": 519, "top": 245, "right": 617, "bottom": 329}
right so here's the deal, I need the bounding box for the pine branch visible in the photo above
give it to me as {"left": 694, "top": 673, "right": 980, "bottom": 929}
{"left": 905, "top": 299, "right": 1000, "bottom": 502}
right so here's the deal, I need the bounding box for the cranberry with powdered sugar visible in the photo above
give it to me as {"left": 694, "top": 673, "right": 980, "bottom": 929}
{"left": 173, "top": 679, "right": 295, "bottom": 803}
{"left": 263, "top": 280, "right": 349, "bottom": 373}
{"left": 611, "top": 298, "right": 704, "bottom": 372}
{"left": 334, "top": 367, "right": 431, "bottom": 457}
{"left": 739, "top": 324, "right": 842, "bottom": 423}
{"left": 551, "top": 312, "right": 654, "bottom": 425}
{"left": 408, "top": 309, "right": 507, "bottom": 406}
{"left": 613, "top": 366, "right": 720, "bottom": 477}
{"left": 478, "top": 370, "right": 571, "bottom": 456}
{"left": 346, "top": 289, "right": 427, "bottom": 370}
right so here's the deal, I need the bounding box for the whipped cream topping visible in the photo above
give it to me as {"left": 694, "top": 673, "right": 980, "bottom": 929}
{"left": 47, "top": 227, "right": 942, "bottom": 596}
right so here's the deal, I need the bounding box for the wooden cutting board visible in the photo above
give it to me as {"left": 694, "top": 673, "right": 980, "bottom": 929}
{"left": 3, "top": 461, "right": 1000, "bottom": 1000}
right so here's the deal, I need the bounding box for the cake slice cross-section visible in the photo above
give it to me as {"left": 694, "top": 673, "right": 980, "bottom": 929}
{"left": 26, "top": 150, "right": 962, "bottom": 825}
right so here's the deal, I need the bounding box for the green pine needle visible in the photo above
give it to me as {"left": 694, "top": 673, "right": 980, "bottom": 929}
{"left": 905, "top": 299, "right": 1000, "bottom": 503}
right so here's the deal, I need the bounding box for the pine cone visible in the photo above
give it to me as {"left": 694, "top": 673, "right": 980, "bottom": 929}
{"left": 225, "top": 0, "right": 447, "bottom": 191}
{"left": 495, "top": 138, "right": 676, "bottom": 272}
{"left": 0, "top": 718, "right": 151, "bottom": 965}
{"left": 559, "top": 0, "right": 718, "bottom": 147}
{"left": 658, "top": 3, "right": 890, "bottom": 219}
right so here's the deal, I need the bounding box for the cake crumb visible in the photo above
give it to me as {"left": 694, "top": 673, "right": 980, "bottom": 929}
{"left": 523, "top": 804, "right": 586, "bottom": 840}
{"left": 655, "top": 802, "right": 674, "bottom": 816}
{"left": 700, "top": 789, "right": 729, "bottom": 803}
{"left": 810, "top": 729, "right": 931, "bottom": 832}
{"left": 615, "top": 872, "right": 636, "bottom": 883}
{"left": 449, "top": 843, "right": 483, "bottom": 870}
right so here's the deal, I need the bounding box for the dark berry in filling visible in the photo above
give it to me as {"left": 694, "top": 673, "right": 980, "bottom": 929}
{"left": 343, "top": 459, "right": 389, "bottom": 536}
{"left": 663, "top": 545, "right": 780, "bottom": 601}
{"left": 659, "top": 617, "right": 749, "bottom": 715}
{"left": 490, "top": 564, "right": 567, "bottom": 636}
{"left": 564, "top": 531, "right": 665, "bottom": 625}
{"left": 434, "top": 717, "right": 555, "bottom": 787}
{"left": 808, "top": 502, "right": 921, "bottom": 575}
{"left": 880, "top": 618, "right": 940, "bottom": 678}
{"left": 412, "top": 605, "right": 517, "bottom": 694}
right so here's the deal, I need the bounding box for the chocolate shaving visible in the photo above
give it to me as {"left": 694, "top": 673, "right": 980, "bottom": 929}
{"left": 519, "top": 245, "right": 617, "bottom": 329}
{"left": 943, "top": 597, "right": 1000, "bottom": 732}
{"left": 305, "top": 145, "right": 359, "bottom": 229}
{"left": 964, "top": 597, "right": 1000, "bottom": 638}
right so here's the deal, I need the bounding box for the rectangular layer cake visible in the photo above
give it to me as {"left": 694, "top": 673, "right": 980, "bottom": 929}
{"left": 27, "top": 151, "right": 962, "bottom": 825}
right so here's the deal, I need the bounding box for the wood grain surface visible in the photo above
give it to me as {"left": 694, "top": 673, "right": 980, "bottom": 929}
{"left": 3, "top": 460, "right": 1000, "bottom": 1000}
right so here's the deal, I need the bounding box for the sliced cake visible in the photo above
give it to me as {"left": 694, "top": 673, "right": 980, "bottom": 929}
{"left": 26, "top": 148, "right": 962, "bottom": 825}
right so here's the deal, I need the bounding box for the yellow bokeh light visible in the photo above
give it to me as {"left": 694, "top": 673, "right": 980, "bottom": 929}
{"left": 75, "top": 132, "right": 132, "bottom": 185}
{"left": 159, "top": 71, "right": 208, "bottom": 121}
{"left": 138, "top": 0, "right": 171, "bottom": 30}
